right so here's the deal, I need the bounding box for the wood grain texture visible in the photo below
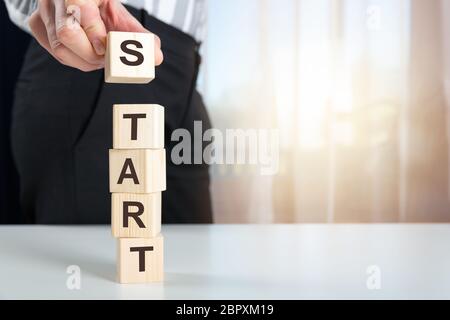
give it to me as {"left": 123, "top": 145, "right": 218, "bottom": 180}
{"left": 109, "top": 149, "right": 166, "bottom": 193}
{"left": 111, "top": 193, "right": 161, "bottom": 238}
{"left": 117, "top": 236, "right": 164, "bottom": 283}
{"left": 113, "top": 104, "right": 164, "bottom": 150}
{"left": 105, "top": 31, "right": 155, "bottom": 84}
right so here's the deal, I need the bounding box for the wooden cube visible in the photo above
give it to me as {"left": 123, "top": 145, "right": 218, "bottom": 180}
{"left": 113, "top": 104, "right": 164, "bottom": 149}
{"left": 117, "top": 236, "right": 164, "bottom": 283}
{"left": 109, "top": 149, "right": 166, "bottom": 193}
{"left": 111, "top": 193, "right": 161, "bottom": 238}
{"left": 105, "top": 31, "right": 155, "bottom": 84}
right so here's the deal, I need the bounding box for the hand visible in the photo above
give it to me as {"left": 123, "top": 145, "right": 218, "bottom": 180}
{"left": 29, "top": 0, "right": 164, "bottom": 72}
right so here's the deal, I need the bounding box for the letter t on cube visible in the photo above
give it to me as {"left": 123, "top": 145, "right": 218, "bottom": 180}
{"left": 113, "top": 104, "right": 164, "bottom": 149}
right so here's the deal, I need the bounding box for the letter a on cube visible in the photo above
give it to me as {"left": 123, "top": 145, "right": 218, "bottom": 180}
{"left": 105, "top": 31, "right": 155, "bottom": 84}
{"left": 109, "top": 149, "right": 166, "bottom": 193}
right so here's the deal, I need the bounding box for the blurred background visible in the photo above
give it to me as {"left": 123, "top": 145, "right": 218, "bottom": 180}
{"left": 203, "top": 0, "right": 450, "bottom": 223}
{"left": 2, "top": 0, "right": 450, "bottom": 223}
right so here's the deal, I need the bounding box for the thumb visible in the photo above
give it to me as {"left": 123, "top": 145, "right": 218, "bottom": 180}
{"left": 100, "top": 0, "right": 163, "bottom": 65}
{"left": 100, "top": 0, "right": 147, "bottom": 32}
{"left": 65, "top": 0, "right": 108, "bottom": 55}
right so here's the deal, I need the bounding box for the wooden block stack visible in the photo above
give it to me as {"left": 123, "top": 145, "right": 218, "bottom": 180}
{"left": 106, "top": 31, "right": 165, "bottom": 284}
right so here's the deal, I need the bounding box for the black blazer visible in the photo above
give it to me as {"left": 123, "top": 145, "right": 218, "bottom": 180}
{"left": 10, "top": 7, "right": 212, "bottom": 224}
{"left": 0, "top": 1, "right": 30, "bottom": 223}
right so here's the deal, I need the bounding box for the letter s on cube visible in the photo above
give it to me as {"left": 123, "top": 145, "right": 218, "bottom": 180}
{"left": 105, "top": 31, "right": 155, "bottom": 84}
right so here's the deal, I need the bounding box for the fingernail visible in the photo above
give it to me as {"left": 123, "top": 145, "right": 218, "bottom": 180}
{"left": 93, "top": 39, "right": 105, "bottom": 55}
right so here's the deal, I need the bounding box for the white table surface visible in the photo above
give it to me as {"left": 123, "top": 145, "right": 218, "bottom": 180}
{"left": 0, "top": 224, "right": 449, "bottom": 299}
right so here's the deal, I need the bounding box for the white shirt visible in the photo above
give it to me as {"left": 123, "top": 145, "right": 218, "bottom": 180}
{"left": 3, "top": 0, "right": 207, "bottom": 41}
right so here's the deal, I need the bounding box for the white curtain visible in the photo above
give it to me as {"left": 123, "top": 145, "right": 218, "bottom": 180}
{"left": 201, "top": 0, "right": 450, "bottom": 223}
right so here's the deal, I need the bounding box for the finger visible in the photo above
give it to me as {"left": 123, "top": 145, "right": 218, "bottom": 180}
{"left": 100, "top": 0, "right": 147, "bottom": 33}
{"left": 29, "top": 10, "right": 62, "bottom": 62}
{"left": 101, "top": 0, "right": 163, "bottom": 65}
{"left": 54, "top": 0, "right": 103, "bottom": 65}
{"left": 65, "top": 0, "right": 107, "bottom": 55}
{"left": 53, "top": 42, "right": 105, "bottom": 71}
{"left": 29, "top": 11, "right": 103, "bottom": 72}
{"left": 153, "top": 34, "right": 163, "bottom": 66}
{"left": 36, "top": 0, "right": 59, "bottom": 50}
